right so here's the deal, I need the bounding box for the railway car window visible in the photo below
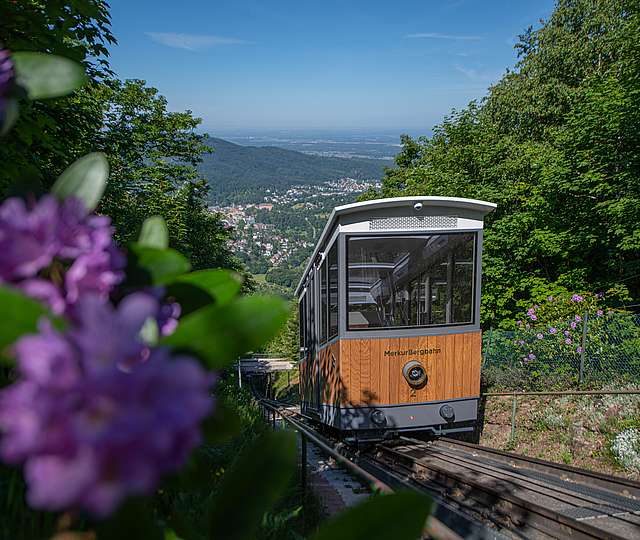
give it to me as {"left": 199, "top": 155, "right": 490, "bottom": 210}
{"left": 328, "top": 243, "right": 339, "bottom": 338}
{"left": 347, "top": 233, "right": 475, "bottom": 329}
{"left": 320, "top": 261, "right": 328, "bottom": 343}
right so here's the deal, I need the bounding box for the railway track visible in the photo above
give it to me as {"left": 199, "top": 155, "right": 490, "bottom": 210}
{"left": 261, "top": 399, "right": 640, "bottom": 539}
{"left": 370, "top": 438, "right": 640, "bottom": 539}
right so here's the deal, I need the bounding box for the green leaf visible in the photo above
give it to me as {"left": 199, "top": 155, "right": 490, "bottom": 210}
{"left": 164, "top": 282, "right": 215, "bottom": 317}
{"left": 51, "top": 152, "right": 109, "bottom": 212}
{"left": 95, "top": 497, "right": 163, "bottom": 540}
{"left": 0, "top": 286, "right": 61, "bottom": 361}
{"left": 12, "top": 52, "right": 87, "bottom": 99}
{"left": 162, "top": 295, "right": 289, "bottom": 368}
{"left": 311, "top": 491, "right": 432, "bottom": 540}
{"left": 173, "top": 269, "right": 242, "bottom": 305}
{"left": 201, "top": 400, "right": 242, "bottom": 445}
{"left": 208, "top": 431, "right": 296, "bottom": 540}
{"left": 127, "top": 244, "right": 191, "bottom": 286}
{"left": 163, "top": 530, "right": 185, "bottom": 540}
{"left": 138, "top": 216, "right": 169, "bottom": 249}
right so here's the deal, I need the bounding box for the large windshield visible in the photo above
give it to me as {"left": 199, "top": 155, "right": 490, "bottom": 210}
{"left": 347, "top": 233, "right": 475, "bottom": 329}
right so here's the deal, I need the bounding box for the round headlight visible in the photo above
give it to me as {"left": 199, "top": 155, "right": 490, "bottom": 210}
{"left": 408, "top": 365, "right": 424, "bottom": 382}
{"left": 402, "top": 360, "right": 428, "bottom": 389}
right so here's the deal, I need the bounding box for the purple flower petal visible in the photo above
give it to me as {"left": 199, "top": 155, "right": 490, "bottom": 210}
{"left": 18, "top": 279, "right": 66, "bottom": 315}
{"left": 0, "top": 196, "right": 59, "bottom": 280}
{"left": 0, "top": 297, "right": 214, "bottom": 516}
{"left": 0, "top": 195, "right": 124, "bottom": 314}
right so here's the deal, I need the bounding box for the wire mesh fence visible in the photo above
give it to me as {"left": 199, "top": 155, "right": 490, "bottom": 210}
{"left": 482, "top": 312, "right": 640, "bottom": 390}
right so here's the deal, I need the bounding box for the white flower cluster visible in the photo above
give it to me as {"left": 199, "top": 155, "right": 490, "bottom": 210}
{"left": 611, "top": 428, "right": 640, "bottom": 472}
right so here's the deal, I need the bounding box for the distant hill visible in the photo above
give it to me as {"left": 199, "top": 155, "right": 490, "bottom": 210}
{"left": 199, "top": 137, "right": 387, "bottom": 203}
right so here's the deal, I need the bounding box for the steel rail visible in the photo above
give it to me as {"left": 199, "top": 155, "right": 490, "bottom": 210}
{"left": 260, "top": 399, "right": 465, "bottom": 540}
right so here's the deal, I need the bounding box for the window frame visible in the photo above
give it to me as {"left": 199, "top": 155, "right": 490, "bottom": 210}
{"left": 327, "top": 241, "right": 339, "bottom": 340}
{"left": 319, "top": 258, "right": 328, "bottom": 344}
{"left": 344, "top": 231, "right": 478, "bottom": 332}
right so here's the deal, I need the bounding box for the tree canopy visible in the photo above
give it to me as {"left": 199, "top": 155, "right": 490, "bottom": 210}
{"left": 0, "top": 1, "right": 246, "bottom": 278}
{"left": 362, "top": 0, "right": 640, "bottom": 327}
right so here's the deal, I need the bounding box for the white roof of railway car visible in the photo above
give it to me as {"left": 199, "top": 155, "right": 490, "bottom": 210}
{"left": 295, "top": 196, "right": 496, "bottom": 296}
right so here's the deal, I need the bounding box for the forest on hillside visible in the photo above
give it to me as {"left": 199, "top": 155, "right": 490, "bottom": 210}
{"left": 199, "top": 137, "right": 386, "bottom": 204}
{"left": 362, "top": 0, "right": 640, "bottom": 328}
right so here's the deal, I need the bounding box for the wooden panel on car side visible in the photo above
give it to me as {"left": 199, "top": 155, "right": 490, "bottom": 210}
{"left": 329, "top": 332, "right": 481, "bottom": 406}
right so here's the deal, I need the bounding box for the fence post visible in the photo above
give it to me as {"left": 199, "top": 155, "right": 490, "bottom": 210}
{"left": 579, "top": 311, "right": 589, "bottom": 385}
{"left": 483, "top": 326, "right": 494, "bottom": 366}
{"left": 510, "top": 395, "right": 517, "bottom": 443}
{"left": 237, "top": 361, "right": 242, "bottom": 389}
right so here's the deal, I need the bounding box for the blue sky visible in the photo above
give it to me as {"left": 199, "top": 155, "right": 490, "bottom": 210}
{"left": 107, "top": 0, "right": 556, "bottom": 133}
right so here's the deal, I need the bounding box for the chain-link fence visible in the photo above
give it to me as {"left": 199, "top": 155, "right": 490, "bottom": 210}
{"left": 482, "top": 312, "right": 640, "bottom": 390}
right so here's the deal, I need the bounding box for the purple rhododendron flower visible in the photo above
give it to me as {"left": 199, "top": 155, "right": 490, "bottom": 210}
{"left": 565, "top": 338, "right": 572, "bottom": 345}
{"left": 0, "top": 196, "right": 124, "bottom": 314}
{"left": 0, "top": 48, "right": 15, "bottom": 125}
{"left": 576, "top": 346, "right": 584, "bottom": 353}
{"left": 575, "top": 314, "right": 582, "bottom": 322}
{"left": 596, "top": 292, "right": 604, "bottom": 299}
{"left": 0, "top": 196, "right": 60, "bottom": 280}
{"left": 0, "top": 294, "right": 214, "bottom": 516}
{"left": 596, "top": 309, "right": 604, "bottom": 317}
{"left": 65, "top": 247, "right": 124, "bottom": 305}
{"left": 549, "top": 327, "right": 557, "bottom": 334}
{"left": 70, "top": 293, "right": 159, "bottom": 372}
{"left": 547, "top": 295, "right": 553, "bottom": 301}
{"left": 564, "top": 330, "right": 571, "bottom": 337}
{"left": 571, "top": 294, "right": 584, "bottom": 302}
{"left": 528, "top": 353, "right": 536, "bottom": 360}
{"left": 536, "top": 333, "right": 543, "bottom": 340}
{"left": 570, "top": 321, "right": 577, "bottom": 329}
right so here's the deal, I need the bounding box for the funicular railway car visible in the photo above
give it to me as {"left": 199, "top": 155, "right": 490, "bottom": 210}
{"left": 297, "top": 196, "right": 496, "bottom": 438}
